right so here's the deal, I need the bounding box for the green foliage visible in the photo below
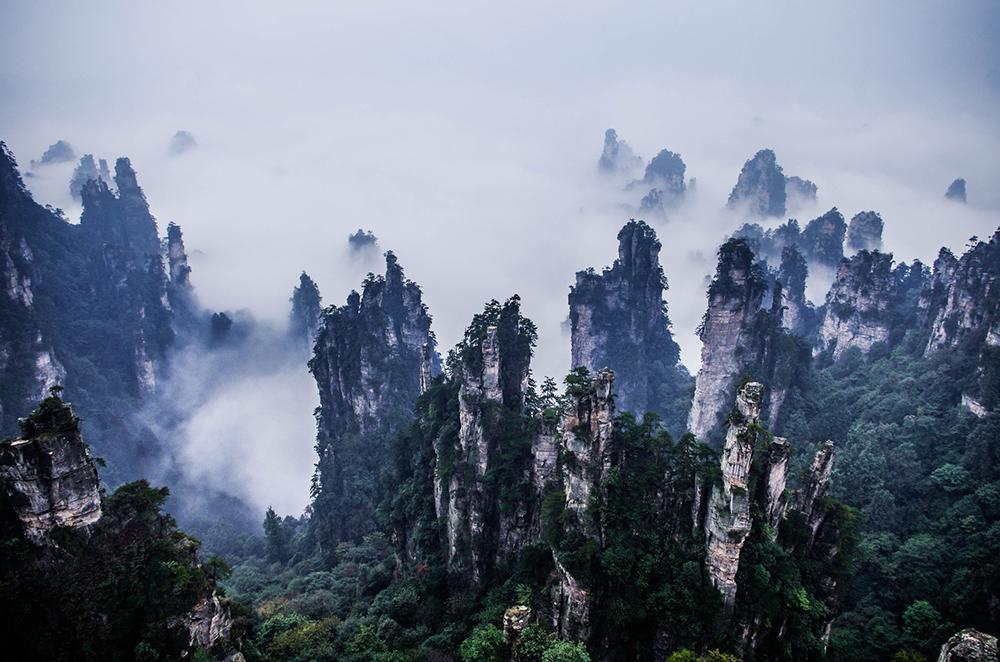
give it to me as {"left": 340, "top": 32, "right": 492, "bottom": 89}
{"left": 0, "top": 480, "right": 243, "bottom": 661}
{"left": 459, "top": 624, "right": 504, "bottom": 662}
{"left": 541, "top": 640, "right": 591, "bottom": 662}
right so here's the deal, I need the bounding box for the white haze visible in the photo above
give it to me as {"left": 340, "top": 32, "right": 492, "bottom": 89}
{"left": 2, "top": 1, "right": 999, "bottom": 516}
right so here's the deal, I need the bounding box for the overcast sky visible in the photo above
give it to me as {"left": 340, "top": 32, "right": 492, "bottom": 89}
{"left": 2, "top": 1, "right": 999, "bottom": 514}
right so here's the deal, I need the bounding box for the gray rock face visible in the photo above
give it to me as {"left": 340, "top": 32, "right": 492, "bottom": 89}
{"left": 569, "top": 220, "right": 691, "bottom": 436}
{"left": 945, "top": 178, "right": 967, "bottom": 204}
{"left": 184, "top": 592, "right": 237, "bottom": 652}
{"left": 552, "top": 368, "right": 615, "bottom": 642}
{"left": 937, "top": 628, "right": 998, "bottom": 661}
{"left": 598, "top": 128, "right": 642, "bottom": 175}
{"left": 704, "top": 382, "right": 764, "bottom": 614}
{"left": 846, "top": 211, "right": 884, "bottom": 252}
{"left": 310, "top": 252, "right": 437, "bottom": 545}
{"left": 0, "top": 397, "right": 102, "bottom": 545}
{"left": 311, "top": 252, "right": 436, "bottom": 437}
{"left": 434, "top": 297, "right": 540, "bottom": 584}
{"left": 560, "top": 369, "right": 615, "bottom": 536}
{"left": 925, "top": 230, "right": 1000, "bottom": 355}
{"left": 166, "top": 222, "right": 196, "bottom": 317}
{"left": 795, "top": 441, "right": 834, "bottom": 539}
{"left": 817, "top": 251, "right": 895, "bottom": 359}
{"left": 688, "top": 239, "right": 768, "bottom": 440}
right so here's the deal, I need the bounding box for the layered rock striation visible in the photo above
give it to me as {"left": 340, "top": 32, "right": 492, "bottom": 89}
{"left": 0, "top": 395, "right": 101, "bottom": 544}
{"left": 817, "top": 250, "right": 896, "bottom": 359}
{"left": 569, "top": 220, "right": 692, "bottom": 436}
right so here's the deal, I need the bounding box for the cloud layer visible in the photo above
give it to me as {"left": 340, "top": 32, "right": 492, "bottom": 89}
{"left": 2, "top": 1, "right": 998, "bottom": 514}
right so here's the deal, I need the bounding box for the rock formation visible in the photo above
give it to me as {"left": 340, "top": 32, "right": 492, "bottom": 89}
{"left": 30, "top": 140, "right": 75, "bottom": 168}
{"left": 785, "top": 175, "right": 818, "bottom": 211}
{"left": 310, "top": 252, "right": 437, "bottom": 547}
{"left": 633, "top": 149, "right": 686, "bottom": 206}
{"left": 945, "top": 178, "right": 967, "bottom": 204}
{"left": 800, "top": 207, "right": 847, "bottom": 268}
{"left": 733, "top": 207, "right": 845, "bottom": 271}
{"left": 817, "top": 250, "right": 896, "bottom": 359}
{"left": 937, "top": 628, "right": 998, "bottom": 661}
{"left": 569, "top": 220, "right": 691, "bottom": 436}
{"left": 728, "top": 149, "right": 817, "bottom": 218}
{"left": 728, "top": 149, "right": 787, "bottom": 217}
{"left": 704, "top": 382, "right": 765, "bottom": 614}
{"left": 0, "top": 395, "right": 101, "bottom": 544}
{"left": 551, "top": 367, "right": 615, "bottom": 642}
{"left": 688, "top": 239, "right": 768, "bottom": 440}
{"left": 81, "top": 158, "right": 163, "bottom": 257}
{"left": 597, "top": 128, "right": 642, "bottom": 175}
{"left": 846, "top": 211, "right": 884, "bottom": 252}
{"left": 348, "top": 228, "right": 379, "bottom": 255}
{"left": 775, "top": 245, "right": 811, "bottom": 335}
{"left": 288, "top": 271, "right": 322, "bottom": 348}
{"left": 1, "top": 143, "right": 176, "bottom": 464}
{"left": 925, "top": 230, "right": 1000, "bottom": 355}
{"left": 435, "top": 297, "right": 540, "bottom": 584}
{"left": 166, "top": 222, "right": 196, "bottom": 317}
{"left": 638, "top": 188, "right": 664, "bottom": 215}
{"left": 69, "top": 154, "right": 112, "bottom": 200}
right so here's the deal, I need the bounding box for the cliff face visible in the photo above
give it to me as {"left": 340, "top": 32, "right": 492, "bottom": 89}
{"left": 310, "top": 252, "right": 438, "bottom": 547}
{"left": 166, "top": 222, "right": 196, "bottom": 321}
{"left": 817, "top": 250, "right": 896, "bottom": 359}
{"left": 688, "top": 239, "right": 768, "bottom": 440}
{"left": 288, "top": 271, "right": 322, "bottom": 349}
{"left": 925, "top": 230, "right": 1000, "bottom": 355}
{"left": 0, "top": 396, "right": 101, "bottom": 544}
{"left": 0, "top": 143, "right": 184, "bottom": 481}
{"left": 551, "top": 368, "right": 615, "bottom": 642}
{"left": 569, "top": 220, "right": 691, "bottom": 436}
{"left": 846, "top": 211, "right": 884, "bottom": 252}
{"left": 704, "top": 382, "right": 765, "bottom": 615}
{"left": 776, "top": 245, "right": 811, "bottom": 335}
{"left": 435, "top": 297, "right": 541, "bottom": 584}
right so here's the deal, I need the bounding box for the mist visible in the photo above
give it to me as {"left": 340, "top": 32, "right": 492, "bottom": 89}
{"left": 2, "top": 1, "right": 999, "bottom": 516}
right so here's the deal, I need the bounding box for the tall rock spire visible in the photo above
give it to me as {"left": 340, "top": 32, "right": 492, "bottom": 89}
{"left": 704, "top": 381, "right": 764, "bottom": 614}
{"left": 288, "top": 271, "right": 322, "bottom": 348}
{"left": 688, "top": 239, "right": 768, "bottom": 440}
{"left": 309, "top": 252, "right": 437, "bottom": 549}
{"left": 569, "top": 220, "right": 691, "bottom": 436}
